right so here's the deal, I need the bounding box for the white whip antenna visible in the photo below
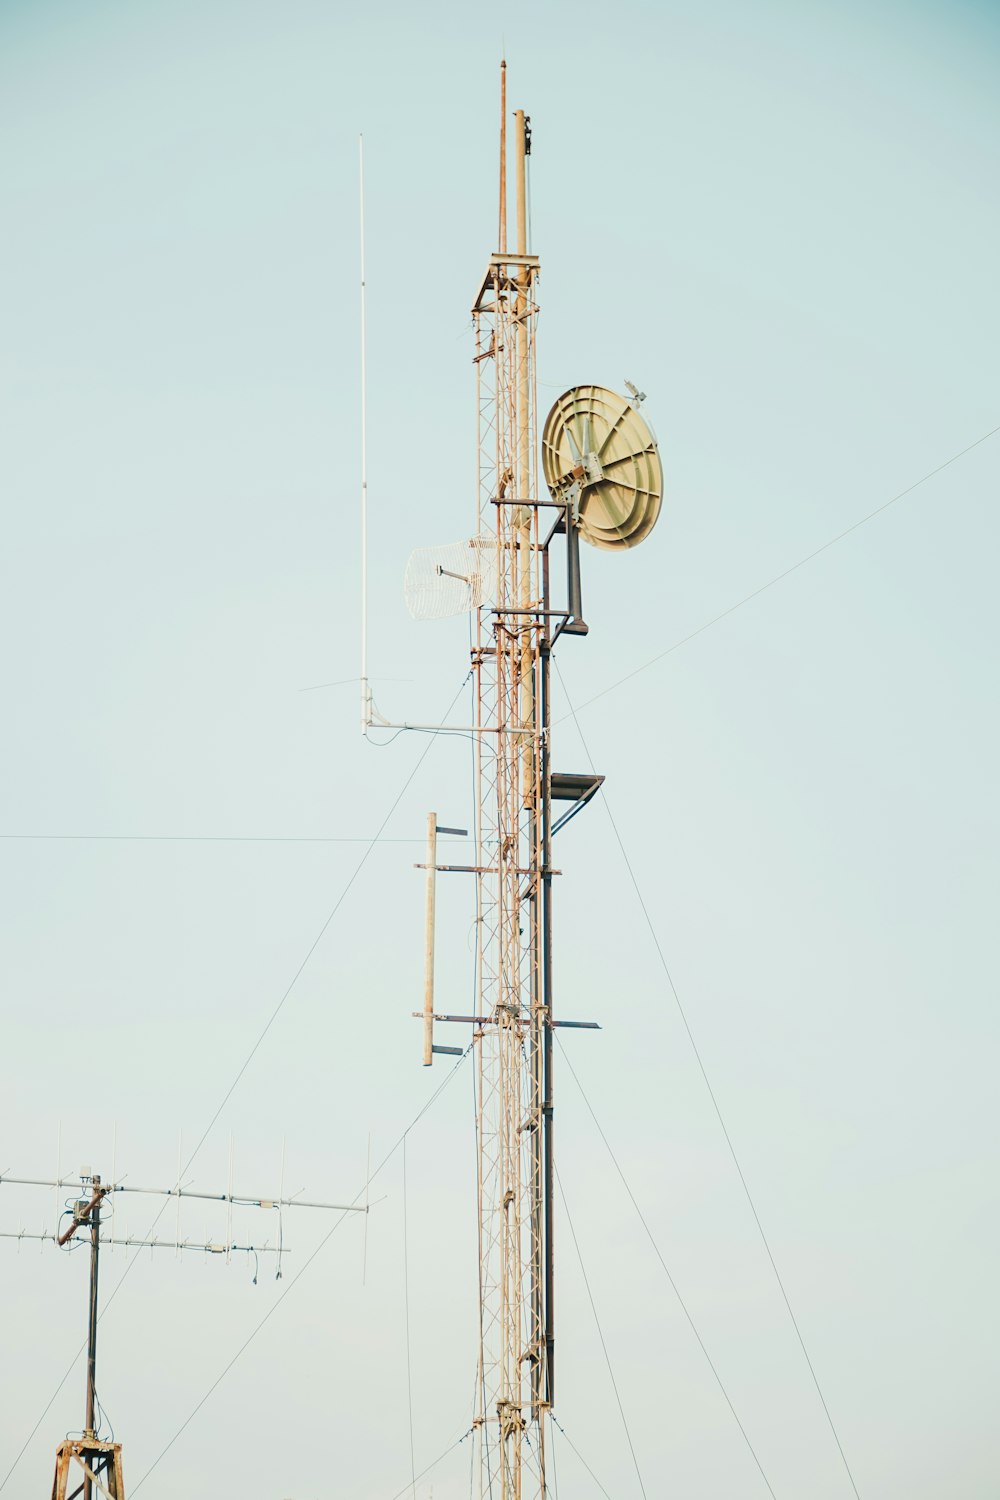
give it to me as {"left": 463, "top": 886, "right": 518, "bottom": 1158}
{"left": 359, "top": 134, "right": 372, "bottom": 734}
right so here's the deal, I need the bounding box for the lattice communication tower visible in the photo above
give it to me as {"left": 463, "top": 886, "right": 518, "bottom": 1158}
{"left": 373, "top": 64, "right": 664, "bottom": 1500}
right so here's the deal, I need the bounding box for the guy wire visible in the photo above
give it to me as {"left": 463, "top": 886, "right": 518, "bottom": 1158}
{"left": 0, "top": 674, "right": 471, "bottom": 1495}
{"left": 550, "top": 1417, "right": 613, "bottom": 1500}
{"left": 555, "top": 1034, "right": 777, "bottom": 1497}
{"left": 555, "top": 661, "right": 862, "bottom": 1500}
{"left": 560, "top": 419, "right": 1000, "bottom": 726}
{"left": 132, "top": 1045, "right": 473, "bottom": 1490}
{"left": 554, "top": 1160, "right": 647, "bottom": 1500}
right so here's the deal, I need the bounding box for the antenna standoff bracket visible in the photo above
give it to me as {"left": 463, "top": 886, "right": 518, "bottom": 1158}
{"left": 550, "top": 772, "right": 605, "bottom": 835}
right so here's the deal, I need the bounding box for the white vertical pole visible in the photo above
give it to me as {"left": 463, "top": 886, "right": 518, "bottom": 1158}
{"left": 363, "top": 1131, "right": 371, "bottom": 1286}
{"left": 278, "top": 1137, "right": 286, "bottom": 1281}
{"left": 176, "top": 1130, "right": 183, "bottom": 1259}
{"left": 54, "top": 1121, "right": 61, "bottom": 1236}
{"left": 423, "top": 813, "right": 437, "bottom": 1066}
{"left": 110, "top": 1122, "right": 118, "bottom": 1255}
{"left": 359, "top": 134, "right": 370, "bottom": 734}
{"left": 226, "top": 1135, "right": 234, "bottom": 1265}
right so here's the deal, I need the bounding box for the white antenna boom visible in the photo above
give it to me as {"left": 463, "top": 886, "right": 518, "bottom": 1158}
{"left": 0, "top": 1231, "right": 286, "bottom": 1256}
{"left": 0, "top": 1173, "right": 365, "bottom": 1213}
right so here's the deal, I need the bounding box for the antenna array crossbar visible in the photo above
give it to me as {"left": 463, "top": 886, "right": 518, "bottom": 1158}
{"left": 0, "top": 1231, "right": 287, "bottom": 1254}
{"left": 0, "top": 1174, "right": 366, "bottom": 1214}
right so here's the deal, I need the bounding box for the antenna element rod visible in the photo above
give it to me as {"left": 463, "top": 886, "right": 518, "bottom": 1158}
{"left": 423, "top": 812, "right": 437, "bottom": 1065}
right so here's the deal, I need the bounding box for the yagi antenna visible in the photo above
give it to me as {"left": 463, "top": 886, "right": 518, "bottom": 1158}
{"left": 1, "top": 1159, "right": 365, "bottom": 1497}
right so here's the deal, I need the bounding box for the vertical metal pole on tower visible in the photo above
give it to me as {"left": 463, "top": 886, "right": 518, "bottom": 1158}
{"left": 83, "top": 1179, "right": 103, "bottom": 1500}
{"left": 499, "top": 61, "right": 507, "bottom": 255}
{"left": 226, "top": 1136, "right": 234, "bottom": 1266}
{"left": 540, "top": 548, "right": 555, "bottom": 1411}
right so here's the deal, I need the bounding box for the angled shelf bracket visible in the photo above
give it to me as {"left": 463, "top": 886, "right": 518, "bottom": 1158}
{"left": 550, "top": 771, "right": 605, "bottom": 836}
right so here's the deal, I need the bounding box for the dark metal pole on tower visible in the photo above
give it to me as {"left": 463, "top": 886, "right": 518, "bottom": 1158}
{"left": 54, "top": 1176, "right": 107, "bottom": 1499}
{"left": 85, "top": 1180, "right": 101, "bottom": 1448}
{"left": 540, "top": 548, "right": 556, "bottom": 1410}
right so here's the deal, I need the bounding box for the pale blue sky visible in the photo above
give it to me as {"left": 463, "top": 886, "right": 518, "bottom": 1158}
{"left": 1, "top": 2, "right": 998, "bottom": 1496}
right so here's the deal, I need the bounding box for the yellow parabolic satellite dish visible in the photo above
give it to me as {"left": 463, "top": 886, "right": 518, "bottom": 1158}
{"left": 541, "top": 385, "right": 663, "bottom": 551}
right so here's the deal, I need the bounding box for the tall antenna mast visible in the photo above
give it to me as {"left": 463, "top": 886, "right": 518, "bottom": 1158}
{"left": 400, "top": 61, "right": 663, "bottom": 1500}
{"left": 468, "top": 82, "right": 550, "bottom": 1498}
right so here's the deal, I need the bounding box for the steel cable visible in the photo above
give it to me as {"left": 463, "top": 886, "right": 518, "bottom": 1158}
{"left": 551, "top": 1417, "right": 613, "bottom": 1500}
{"left": 556, "top": 663, "right": 862, "bottom": 1499}
{"left": 132, "top": 1047, "right": 473, "bottom": 1491}
{"left": 386, "top": 1424, "right": 474, "bottom": 1500}
{"left": 555, "top": 1160, "right": 648, "bottom": 1500}
{"left": 0, "top": 675, "right": 470, "bottom": 1494}
{"left": 5, "top": 424, "right": 995, "bottom": 853}
{"left": 556, "top": 1034, "right": 778, "bottom": 1497}
{"left": 557, "top": 419, "right": 1000, "bottom": 726}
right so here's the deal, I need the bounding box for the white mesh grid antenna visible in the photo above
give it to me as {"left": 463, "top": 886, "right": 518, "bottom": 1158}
{"left": 404, "top": 534, "right": 498, "bottom": 620}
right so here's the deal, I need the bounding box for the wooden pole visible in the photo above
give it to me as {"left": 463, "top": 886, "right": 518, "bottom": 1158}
{"left": 423, "top": 813, "right": 437, "bottom": 1065}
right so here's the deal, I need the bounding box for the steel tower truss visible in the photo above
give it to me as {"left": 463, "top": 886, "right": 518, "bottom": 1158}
{"left": 470, "top": 120, "right": 550, "bottom": 1500}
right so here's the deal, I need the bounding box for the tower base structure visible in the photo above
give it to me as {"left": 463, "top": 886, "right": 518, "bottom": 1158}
{"left": 51, "top": 1436, "right": 125, "bottom": 1499}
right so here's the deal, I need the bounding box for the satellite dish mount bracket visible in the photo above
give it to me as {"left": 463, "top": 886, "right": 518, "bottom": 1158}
{"left": 560, "top": 481, "right": 589, "bottom": 637}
